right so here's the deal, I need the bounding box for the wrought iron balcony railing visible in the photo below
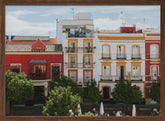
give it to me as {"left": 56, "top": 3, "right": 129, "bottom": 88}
{"left": 116, "top": 55, "right": 126, "bottom": 59}
{"left": 101, "top": 54, "right": 111, "bottom": 59}
{"left": 100, "top": 75, "right": 113, "bottom": 81}
{"left": 65, "top": 62, "right": 95, "bottom": 68}
{"left": 65, "top": 47, "right": 96, "bottom": 53}
{"left": 131, "top": 54, "right": 141, "bottom": 59}
{"left": 30, "top": 73, "right": 46, "bottom": 80}
{"left": 150, "top": 54, "right": 160, "bottom": 59}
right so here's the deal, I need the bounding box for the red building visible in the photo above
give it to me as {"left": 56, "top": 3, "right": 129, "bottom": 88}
{"left": 145, "top": 33, "right": 160, "bottom": 98}
{"left": 120, "top": 26, "right": 142, "bottom": 33}
{"left": 5, "top": 36, "right": 63, "bottom": 104}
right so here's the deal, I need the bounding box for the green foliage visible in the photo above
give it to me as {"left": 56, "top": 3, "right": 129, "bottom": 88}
{"left": 83, "top": 79, "right": 103, "bottom": 102}
{"left": 75, "top": 111, "right": 98, "bottom": 117}
{"left": 42, "top": 86, "right": 80, "bottom": 116}
{"left": 49, "top": 76, "right": 83, "bottom": 96}
{"left": 112, "top": 79, "right": 143, "bottom": 104}
{"left": 6, "top": 71, "right": 34, "bottom": 103}
{"left": 149, "top": 80, "right": 160, "bottom": 103}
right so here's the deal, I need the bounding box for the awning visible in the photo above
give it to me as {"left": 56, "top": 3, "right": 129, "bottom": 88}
{"left": 29, "top": 60, "right": 47, "bottom": 63}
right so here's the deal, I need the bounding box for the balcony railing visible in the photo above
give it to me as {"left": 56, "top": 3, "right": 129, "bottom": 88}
{"left": 100, "top": 75, "right": 113, "bottom": 81}
{"left": 148, "top": 76, "right": 160, "bottom": 81}
{"left": 30, "top": 73, "right": 46, "bottom": 80}
{"left": 102, "top": 54, "right": 111, "bottom": 59}
{"left": 132, "top": 54, "right": 141, "bottom": 59}
{"left": 131, "top": 76, "right": 142, "bottom": 81}
{"left": 117, "top": 55, "right": 126, "bottom": 59}
{"left": 150, "top": 54, "right": 159, "bottom": 59}
{"left": 65, "top": 47, "right": 95, "bottom": 53}
{"left": 65, "top": 62, "right": 95, "bottom": 68}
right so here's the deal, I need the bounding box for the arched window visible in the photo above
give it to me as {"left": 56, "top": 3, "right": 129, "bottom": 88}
{"left": 102, "top": 45, "right": 110, "bottom": 59}
{"left": 132, "top": 45, "right": 140, "bottom": 59}
{"left": 150, "top": 44, "right": 159, "bottom": 59}
{"left": 117, "top": 45, "right": 125, "bottom": 59}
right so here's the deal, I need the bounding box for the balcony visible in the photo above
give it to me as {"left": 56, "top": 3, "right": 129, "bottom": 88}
{"left": 65, "top": 47, "right": 95, "bottom": 53}
{"left": 65, "top": 62, "right": 95, "bottom": 68}
{"left": 131, "top": 54, "right": 141, "bottom": 59}
{"left": 101, "top": 54, "right": 111, "bottom": 59}
{"left": 150, "top": 54, "right": 159, "bottom": 59}
{"left": 116, "top": 55, "right": 126, "bottom": 59}
{"left": 131, "top": 76, "right": 142, "bottom": 81}
{"left": 30, "top": 73, "right": 46, "bottom": 80}
{"left": 100, "top": 75, "right": 113, "bottom": 81}
{"left": 147, "top": 76, "right": 160, "bottom": 81}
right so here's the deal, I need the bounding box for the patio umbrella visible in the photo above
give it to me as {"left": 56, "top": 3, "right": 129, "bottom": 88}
{"left": 132, "top": 104, "right": 136, "bottom": 116}
{"left": 100, "top": 101, "right": 104, "bottom": 116}
{"left": 78, "top": 103, "right": 82, "bottom": 115}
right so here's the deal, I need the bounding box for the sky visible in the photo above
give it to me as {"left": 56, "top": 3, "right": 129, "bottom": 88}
{"left": 5, "top": 5, "right": 160, "bottom": 38}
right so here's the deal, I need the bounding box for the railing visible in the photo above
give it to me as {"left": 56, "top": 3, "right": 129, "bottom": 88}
{"left": 116, "top": 55, "right": 126, "bottom": 59}
{"left": 101, "top": 54, "right": 111, "bottom": 59}
{"left": 65, "top": 62, "right": 95, "bottom": 68}
{"left": 30, "top": 73, "right": 46, "bottom": 80}
{"left": 150, "top": 54, "right": 159, "bottom": 59}
{"left": 132, "top": 54, "right": 141, "bottom": 59}
{"left": 67, "top": 33, "right": 93, "bottom": 38}
{"left": 131, "top": 76, "right": 142, "bottom": 81}
{"left": 100, "top": 75, "right": 113, "bottom": 81}
{"left": 115, "top": 76, "right": 128, "bottom": 80}
{"left": 148, "top": 76, "right": 160, "bottom": 81}
{"left": 65, "top": 47, "right": 95, "bottom": 53}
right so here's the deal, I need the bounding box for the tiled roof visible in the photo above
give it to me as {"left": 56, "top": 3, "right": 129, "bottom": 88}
{"left": 12, "top": 36, "right": 49, "bottom": 41}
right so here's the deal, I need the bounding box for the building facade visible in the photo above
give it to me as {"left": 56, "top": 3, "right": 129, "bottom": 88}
{"left": 57, "top": 12, "right": 99, "bottom": 86}
{"left": 5, "top": 36, "right": 63, "bottom": 104}
{"left": 97, "top": 30, "right": 146, "bottom": 100}
{"left": 145, "top": 33, "right": 160, "bottom": 99}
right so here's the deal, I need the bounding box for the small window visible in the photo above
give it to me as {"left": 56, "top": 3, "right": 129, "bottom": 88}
{"left": 11, "top": 64, "right": 21, "bottom": 73}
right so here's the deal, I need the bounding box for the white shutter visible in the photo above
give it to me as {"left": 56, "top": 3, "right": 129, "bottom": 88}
{"left": 70, "top": 71, "right": 76, "bottom": 82}
{"left": 85, "top": 71, "right": 91, "bottom": 82}
{"left": 103, "top": 46, "right": 109, "bottom": 58}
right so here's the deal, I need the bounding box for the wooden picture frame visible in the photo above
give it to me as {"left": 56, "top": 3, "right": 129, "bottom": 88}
{"left": 0, "top": 0, "right": 164, "bottom": 121}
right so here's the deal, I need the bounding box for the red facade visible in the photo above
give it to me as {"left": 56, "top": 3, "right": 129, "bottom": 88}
{"left": 145, "top": 33, "right": 160, "bottom": 98}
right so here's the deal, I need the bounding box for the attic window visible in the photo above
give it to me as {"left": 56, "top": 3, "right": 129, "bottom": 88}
{"left": 33, "top": 46, "right": 45, "bottom": 52}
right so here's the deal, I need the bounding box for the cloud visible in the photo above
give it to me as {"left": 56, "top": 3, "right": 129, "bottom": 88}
{"left": 6, "top": 12, "right": 56, "bottom": 37}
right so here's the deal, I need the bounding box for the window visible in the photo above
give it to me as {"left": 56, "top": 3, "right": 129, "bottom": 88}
{"left": 10, "top": 64, "right": 21, "bottom": 73}
{"left": 103, "top": 66, "right": 110, "bottom": 76}
{"left": 102, "top": 45, "right": 110, "bottom": 59}
{"left": 132, "top": 66, "right": 140, "bottom": 77}
{"left": 132, "top": 45, "right": 140, "bottom": 59}
{"left": 52, "top": 66, "right": 60, "bottom": 79}
{"left": 69, "top": 41, "right": 76, "bottom": 52}
{"left": 84, "top": 71, "right": 92, "bottom": 82}
{"left": 70, "top": 56, "right": 76, "bottom": 68}
{"left": 69, "top": 71, "right": 77, "bottom": 82}
{"left": 117, "top": 45, "right": 125, "bottom": 58}
{"left": 84, "top": 56, "right": 91, "bottom": 68}
{"left": 102, "top": 87, "right": 110, "bottom": 100}
{"left": 85, "top": 41, "right": 92, "bottom": 53}
{"left": 150, "top": 45, "right": 159, "bottom": 59}
{"left": 151, "top": 66, "right": 158, "bottom": 80}
{"left": 30, "top": 64, "right": 46, "bottom": 80}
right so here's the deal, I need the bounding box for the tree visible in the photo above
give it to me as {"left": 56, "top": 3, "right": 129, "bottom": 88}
{"left": 5, "top": 71, "right": 34, "bottom": 114}
{"left": 49, "top": 76, "right": 83, "bottom": 96}
{"left": 83, "top": 79, "right": 103, "bottom": 102}
{"left": 112, "top": 79, "right": 143, "bottom": 115}
{"left": 42, "top": 86, "right": 80, "bottom": 116}
{"left": 149, "top": 80, "right": 160, "bottom": 103}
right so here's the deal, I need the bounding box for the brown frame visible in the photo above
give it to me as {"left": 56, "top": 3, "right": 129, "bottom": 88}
{"left": 0, "top": 0, "right": 164, "bottom": 121}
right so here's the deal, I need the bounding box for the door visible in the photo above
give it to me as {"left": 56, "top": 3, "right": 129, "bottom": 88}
{"left": 70, "top": 41, "right": 76, "bottom": 52}
{"left": 33, "top": 86, "right": 44, "bottom": 104}
{"left": 118, "top": 66, "right": 124, "bottom": 80}
{"left": 52, "top": 66, "right": 60, "bottom": 79}
{"left": 118, "top": 46, "right": 124, "bottom": 58}
{"left": 70, "top": 56, "right": 76, "bottom": 68}
{"left": 103, "top": 87, "right": 110, "bottom": 99}
{"left": 84, "top": 71, "right": 91, "bottom": 82}
{"left": 85, "top": 41, "right": 91, "bottom": 53}
{"left": 103, "top": 46, "right": 110, "bottom": 59}
{"left": 133, "top": 46, "right": 139, "bottom": 58}
{"left": 151, "top": 66, "right": 158, "bottom": 80}
{"left": 84, "top": 56, "right": 91, "bottom": 68}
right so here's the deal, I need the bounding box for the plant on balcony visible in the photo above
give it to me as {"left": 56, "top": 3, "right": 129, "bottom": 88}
{"left": 49, "top": 76, "right": 83, "bottom": 96}
{"left": 112, "top": 79, "right": 143, "bottom": 115}
{"left": 5, "top": 71, "right": 34, "bottom": 115}
{"left": 149, "top": 80, "right": 160, "bottom": 103}
{"left": 83, "top": 79, "right": 103, "bottom": 103}
{"left": 42, "top": 86, "right": 80, "bottom": 116}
